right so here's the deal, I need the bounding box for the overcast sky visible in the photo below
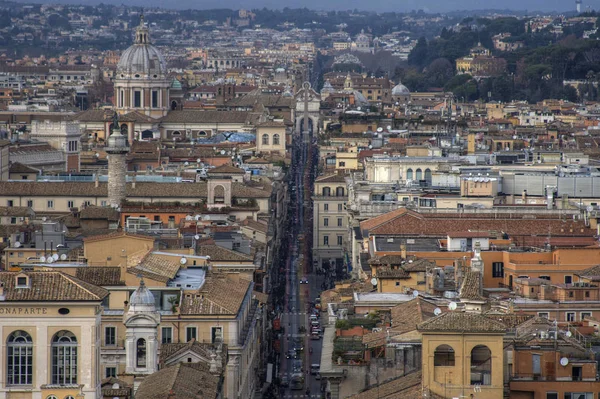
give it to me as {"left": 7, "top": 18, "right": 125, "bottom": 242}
{"left": 14, "top": 0, "right": 598, "bottom": 13}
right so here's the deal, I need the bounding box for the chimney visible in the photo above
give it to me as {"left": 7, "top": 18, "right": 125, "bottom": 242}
{"left": 400, "top": 243, "right": 407, "bottom": 260}
{"left": 0, "top": 282, "right": 5, "bottom": 301}
{"left": 132, "top": 174, "right": 136, "bottom": 189}
{"left": 522, "top": 190, "right": 527, "bottom": 201}
{"left": 94, "top": 173, "right": 99, "bottom": 188}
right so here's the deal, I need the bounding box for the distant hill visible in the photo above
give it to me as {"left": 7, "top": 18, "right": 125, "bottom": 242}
{"left": 5, "top": 0, "right": 592, "bottom": 13}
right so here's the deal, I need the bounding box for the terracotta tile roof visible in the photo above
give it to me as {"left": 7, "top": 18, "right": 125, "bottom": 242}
{"left": 0, "top": 181, "right": 271, "bottom": 199}
{"left": 134, "top": 363, "right": 220, "bottom": 399}
{"left": 418, "top": 312, "right": 506, "bottom": 334}
{"left": 347, "top": 370, "right": 423, "bottom": 399}
{"left": 391, "top": 297, "right": 440, "bottom": 333}
{"left": 127, "top": 252, "right": 180, "bottom": 283}
{"left": 80, "top": 205, "right": 120, "bottom": 221}
{"left": 460, "top": 271, "right": 484, "bottom": 301}
{"left": 361, "top": 208, "right": 595, "bottom": 238}
{"left": 376, "top": 267, "right": 410, "bottom": 279}
{"left": 179, "top": 273, "right": 251, "bottom": 315}
{"left": 9, "top": 162, "right": 39, "bottom": 174}
{"left": 315, "top": 173, "right": 347, "bottom": 183}
{"left": 577, "top": 264, "right": 600, "bottom": 278}
{"left": 159, "top": 339, "right": 227, "bottom": 369}
{"left": 402, "top": 259, "right": 434, "bottom": 272}
{"left": 0, "top": 206, "right": 34, "bottom": 217}
{"left": 242, "top": 218, "right": 268, "bottom": 234}
{"left": 83, "top": 231, "right": 154, "bottom": 243}
{"left": 0, "top": 271, "right": 108, "bottom": 301}
{"left": 196, "top": 244, "right": 253, "bottom": 262}
{"left": 75, "top": 267, "right": 124, "bottom": 286}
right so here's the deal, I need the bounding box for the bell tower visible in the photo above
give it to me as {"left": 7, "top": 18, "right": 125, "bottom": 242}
{"left": 123, "top": 278, "right": 160, "bottom": 379}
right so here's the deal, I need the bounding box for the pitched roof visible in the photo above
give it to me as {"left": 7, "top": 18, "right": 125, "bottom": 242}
{"left": 347, "top": 370, "right": 423, "bottom": 399}
{"left": 196, "top": 244, "right": 253, "bottom": 262}
{"left": 376, "top": 267, "right": 410, "bottom": 279}
{"left": 402, "top": 259, "right": 434, "bottom": 272}
{"left": 9, "top": 162, "right": 39, "bottom": 174}
{"left": 75, "top": 267, "right": 124, "bottom": 286}
{"left": 361, "top": 208, "right": 595, "bottom": 238}
{"left": 315, "top": 173, "right": 347, "bottom": 183}
{"left": 134, "top": 363, "right": 220, "bottom": 399}
{"left": 0, "top": 206, "right": 34, "bottom": 217}
{"left": 0, "top": 271, "right": 109, "bottom": 301}
{"left": 127, "top": 253, "right": 181, "bottom": 283}
{"left": 83, "top": 231, "right": 154, "bottom": 243}
{"left": 418, "top": 312, "right": 506, "bottom": 334}
{"left": 459, "top": 271, "right": 485, "bottom": 301}
{"left": 160, "top": 339, "right": 227, "bottom": 369}
{"left": 578, "top": 264, "right": 600, "bottom": 279}
{"left": 80, "top": 205, "right": 120, "bottom": 221}
{"left": 179, "top": 273, "right": 251, "bottom": 315}
{"left": 391, "top": 297, "right": 440, "bottom": 334}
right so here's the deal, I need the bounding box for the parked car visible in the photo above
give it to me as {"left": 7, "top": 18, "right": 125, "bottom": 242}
{"left": 286, "top": 349, "right": 296, "bottom": 359}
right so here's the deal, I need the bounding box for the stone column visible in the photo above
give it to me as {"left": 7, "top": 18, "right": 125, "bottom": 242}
{"left": 108, "top": 153, "right": 127, "bottom": 207}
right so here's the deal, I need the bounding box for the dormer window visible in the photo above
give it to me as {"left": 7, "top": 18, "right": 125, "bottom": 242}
{"left": 16, "top": 274, "right": 29, "bottom": 288}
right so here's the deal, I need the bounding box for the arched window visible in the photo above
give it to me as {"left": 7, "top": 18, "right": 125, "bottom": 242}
{"left": 7, "top": 330, "right": 32, "bottom": 385}
{"left": 51, "top": 331, "right": 77, "bottom": 385}
{"left": 46, "top": 396, "right": 58, "bottom": 399}
{"left": 322, "top": 187, "right": 331, "bottom": 197}
{"left": 136, "top": 338, "right": 147, "bottom": 368}
{"left": 415, "top": 168, "right": 423, "bottom": 180}
{"left": 213, "top": 185, "right": 225, "bottom": 204}
{"left": 434, "top": 344, "right": 455, "bottom": 366}
{"left": 471, "top": 345, "right": 492, "bottom": 385}
{"left": 273, "top": 134, "right": 280, "bottom": 146}
{"left": 425, "top": 168, "right": 432, "bottom": 183}
{"left": 406, "top": 168, "right": 413, "bottom": 180}
{"left": 262, "top": 134, "right": 269, "bottom": 145}
{"left": 336, "top": 187, "right": 345, "bottom": 197}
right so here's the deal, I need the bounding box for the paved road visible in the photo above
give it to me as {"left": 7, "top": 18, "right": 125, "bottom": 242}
{"left": 279, "top": 128, "right": 324, "bottom": 398}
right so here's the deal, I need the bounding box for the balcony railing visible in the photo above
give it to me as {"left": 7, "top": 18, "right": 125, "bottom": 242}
{"left": 510, "top": 373, "right": 597, "bottom": 382}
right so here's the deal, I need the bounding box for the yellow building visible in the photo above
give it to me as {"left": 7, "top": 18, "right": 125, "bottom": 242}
{"left": 0, "top": 271, "right": 108, "bottom": 399}
{"left": 256, "top": 121, "right": 287, "bottom": 156}
{"left": 312, "top": 174, "right": 348, "bottom": 271}
{"left": 418, "top": 312, "right": 505, "bottom": 399}
{"left": 335, "top": 150, "right": 359, "bottom": 171}
{"left": 369, "top": 256, "right": 433, "bottom": 293}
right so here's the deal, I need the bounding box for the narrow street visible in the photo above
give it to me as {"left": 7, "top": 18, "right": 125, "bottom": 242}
{"left": 277, "top": 115, "right": 324, "bottom": 398}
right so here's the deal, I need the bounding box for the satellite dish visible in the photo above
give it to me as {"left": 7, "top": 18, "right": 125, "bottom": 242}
{"left": 586, "top": 205, "right": 594, "bottom": 212}
{"left": 194, "top": 234, "right": 200, "bottom": 240}
{"left": 386, "top": 125, "right": 392, "bottom": 130}
{"left": 14, "top": 241, "right": 21, "bottom": 248}
{"left": 566, "top": 331, "right": 573, "bottom": 338}
{"left": 47, "top": 257, "right": 54, "bottom": 263}
{"left": 180, "top": 257, "right": 187, "bottom": 265}
{"left": 376, "top": 127, "right": 383, "bottom": 133}
{"left": 39, "top": 256, "right": 46, "bottom": 263}
{"left": 448, "top": 302, "right": 457, "bottom": 311}
{"left": 60, "top": 254, "right": 67, "bottom": 261}
{"left": 220, "top": 150, "right": 226, "bottom": 155}
{"left": 560, "top": 357, "right": 569, "bottom": 367}
{"left": 52, "top": 254, "right": 59, "bottom": 261}
{"left": 195, "top": 215, "right": 201, "bottom": 221}
{"left": 184, "top": 161, "right": 189, "bottom": 166}
{"left": 197, "top": 158, "right": 201, "bottom": 163}
{"left": 434, "top": 308, "right": 442, "bottom": 316}
{"left": 370, "top": 278, "right": 377, "bottom": 286}
{"left": 412, "top": 290, "right": 419, "bottom": 298}
{"left": 42, "top": 217, "right": 47, "bottom": 222}
{"left": 186, "top": 215, "right": 193, "bottom": 221}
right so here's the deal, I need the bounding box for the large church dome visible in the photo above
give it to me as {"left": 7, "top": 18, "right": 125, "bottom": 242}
{"left": 116, "top": 16, "right": 166, "bottom": 78}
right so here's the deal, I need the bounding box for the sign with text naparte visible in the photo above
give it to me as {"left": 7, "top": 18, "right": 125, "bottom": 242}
{"left": 0, "top": 307, "right": 48, "bottom": 315}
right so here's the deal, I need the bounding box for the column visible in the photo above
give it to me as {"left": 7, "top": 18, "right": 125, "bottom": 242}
{"left": 36, "top": 326, "right": 48, "bottom": 387}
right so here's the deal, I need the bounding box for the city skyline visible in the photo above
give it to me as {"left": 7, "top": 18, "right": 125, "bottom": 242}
{"left": 8, "top": 0, "right": 598, "bottom": 13}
